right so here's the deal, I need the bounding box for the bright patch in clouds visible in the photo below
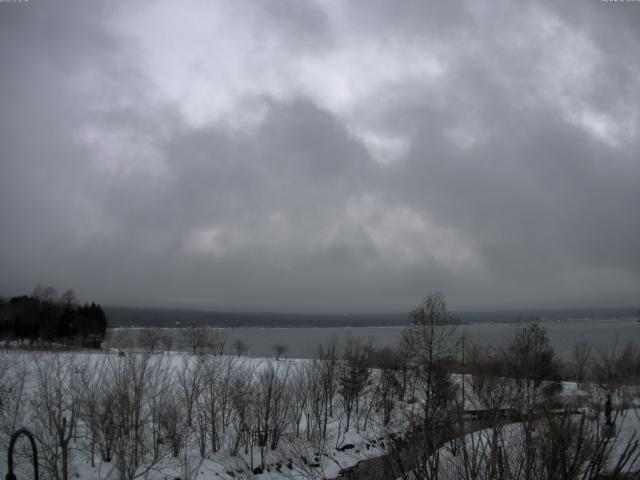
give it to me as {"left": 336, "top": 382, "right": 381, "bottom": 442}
{"left": 349, "top": 128, "right": 410, "bottom": 165}
{"left": 342, "top": 199, "right": 480, "bottom": 269}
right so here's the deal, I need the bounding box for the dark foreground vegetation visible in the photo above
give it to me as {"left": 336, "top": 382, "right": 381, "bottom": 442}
{"left": 365, "top": 294, "right": 640, "bottom": 480}
{"left": 0, "top": 293, "right": 638, "bottom": 480}
{"left": 0, "top": 285, "right": 107, "bottom": 348}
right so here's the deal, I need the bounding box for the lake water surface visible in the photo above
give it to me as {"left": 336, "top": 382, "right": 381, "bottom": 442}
{"left": 110, "top": 317, "right": 639, "bottom": 360}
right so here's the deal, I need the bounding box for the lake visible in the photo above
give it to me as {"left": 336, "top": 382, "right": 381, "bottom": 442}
{"left": 109, "top": 316, "right": 639, "bottom": 360}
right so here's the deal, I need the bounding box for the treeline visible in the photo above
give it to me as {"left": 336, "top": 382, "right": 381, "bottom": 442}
{"left": 0, "top": 285, "right": 107, "bottom": 348}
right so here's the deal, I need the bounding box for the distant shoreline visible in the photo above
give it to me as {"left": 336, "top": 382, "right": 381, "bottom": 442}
{"left": 107, "top": 314, "right": 639, "bottom": 330}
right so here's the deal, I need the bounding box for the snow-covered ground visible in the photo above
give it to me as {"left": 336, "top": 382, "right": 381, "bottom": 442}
{"left": 437, "top": 411, "right": 640, "bottom": 477}
{"left": 0, "top": 351, "right": 397, "bottom": 480}
{"left": 0, "top": 350, "right": 638, "bottom": 479}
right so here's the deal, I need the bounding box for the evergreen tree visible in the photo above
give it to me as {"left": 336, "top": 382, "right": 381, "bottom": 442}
{"left": 0, "top": 286, "right": 108, "bottom": 348}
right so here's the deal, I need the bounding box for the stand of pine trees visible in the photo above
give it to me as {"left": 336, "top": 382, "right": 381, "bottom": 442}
{"left": 0, "top": 286, "right": 107, "bottom": 348}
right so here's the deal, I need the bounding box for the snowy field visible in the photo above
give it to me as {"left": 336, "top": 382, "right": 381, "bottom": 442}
{"left": 0, "top": 349, "right": 638, "bottom": 480}
{"left": 0, "top": 351, "right": 399, "bottom": 480}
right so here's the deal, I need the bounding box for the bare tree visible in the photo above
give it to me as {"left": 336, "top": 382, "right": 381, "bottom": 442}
{"left": 278, "top": 434, "right": 343, "bottom": 480}
{"left": 289, "top": 363, "right": 309, "bottom": 438}
{"left": 254, "top": 362, "right": 291, "bottom": 457}
{"left": 106, "top": 349, "right": 170, "bottom": 480}
{"left": 158, "top": 394, "right": 185, "bottom": 458}
{"left": 233, "top": 339, "right": 249, "bottom": 356}
{"left": 504, "top": 322, "right": 559, "bottom": 413}
{"left": 31, "top": 353, "right": 79, "bottom": 480}
{"left": 501, "top": 323, "right": 559, "bottom": 480}
{"left": 229, "top": 363, "right": 255, "bottom": 456}
{"left": 179, "top": 444, "right": 205, "bottom": 480}
{"left": 368, "top": 345, "right": 410, "bottom": 428}
{"left": 0, "top": 352, "right": 30, "bottom": 444}
{"left": 570, "top": 340, "right": 592, "bottom": 384}
{"left": 451, "top": 407, "right": 640, "bottom": 480}
{"left": 273, "top": 343, "right": 289, "bottom": 360}
{"left": 161, "top": 334, "right": 173, "bottom": 352}
{"left": 454, "top": 343, "right": 517, "bottom": 480}
{"left": 302, "top": 359, "right": 326, "bottom": 441}
{"left": 338, "top": 338, "right": 372, "bottom": 432}
{"left": 146, "top": 351, "right": 174, "bottom": 460}
{"left": 181, "top": 323, "right": 211, "bottom": 355}
{"left": 209, "top": 329, "right": 227, "bottom": 355}
{"left": 138, "top": 328, "right": 162, "bottom": 352}
{"left": 77, "top": 355, "right": 110, "bottom": 467}
{"left": 200, "top": 354, "right": 237, "bottom": 453}
{"left": 591, "top": 340, "right": 640, "bottom": 425}
{"left": 177, "top": 354, "right": 203, "bottom": 429}
{"left": 378, "top": 293, "right": 460, "bottom": 480}
{"left": 317, "top": 340, "right": 339, "bottom": 438}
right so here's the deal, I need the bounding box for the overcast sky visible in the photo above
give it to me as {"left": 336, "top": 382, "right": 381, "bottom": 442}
{"left": 1, "top": 0, "right": 639, "bottom": 313}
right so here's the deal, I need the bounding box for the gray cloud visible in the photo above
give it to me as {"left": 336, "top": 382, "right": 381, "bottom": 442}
{"left": 1, "top": 0, "right": 639, "bottom": 312}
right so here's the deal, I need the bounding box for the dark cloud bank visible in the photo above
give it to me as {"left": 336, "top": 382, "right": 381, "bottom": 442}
{"left": 1, "top": 0, "right": 639, "bottom": 313}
